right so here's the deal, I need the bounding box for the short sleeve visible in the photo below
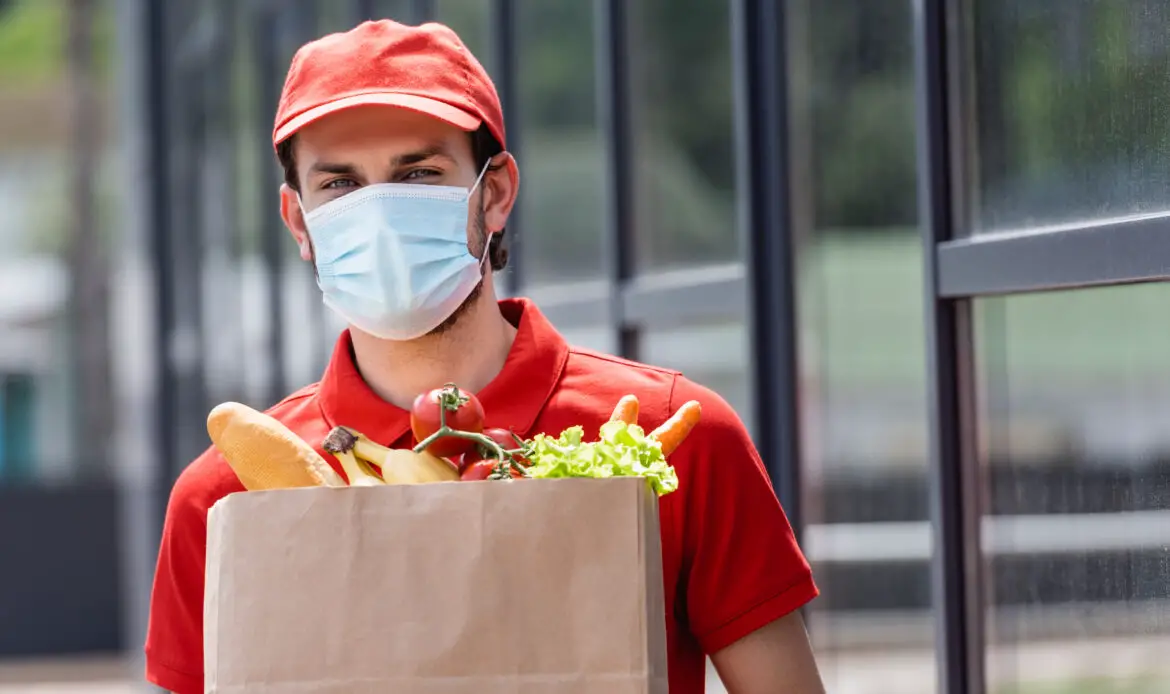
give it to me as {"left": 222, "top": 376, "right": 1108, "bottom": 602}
{"left": 671, "top": 377, "right": 819, "bottom": 654}
{"left": 144, "top": 454, "right": 233, "bottom": 694}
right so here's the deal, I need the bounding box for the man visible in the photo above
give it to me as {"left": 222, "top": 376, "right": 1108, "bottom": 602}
{"left": 144, "top": 18, "right": 825, "bottom": 694}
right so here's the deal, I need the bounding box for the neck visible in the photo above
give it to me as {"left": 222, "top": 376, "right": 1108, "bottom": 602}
{"left": 347, "top": 283, "right": 518, "bottom": 410}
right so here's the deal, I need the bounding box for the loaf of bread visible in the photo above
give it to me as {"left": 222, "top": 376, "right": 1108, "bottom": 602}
{"left": 206, "top": 402, "right": 346, "bottom": 490}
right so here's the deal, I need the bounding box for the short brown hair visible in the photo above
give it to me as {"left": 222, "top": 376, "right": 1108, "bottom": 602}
{"left": 277, "top": 125, "right": 509, "bottom": 271}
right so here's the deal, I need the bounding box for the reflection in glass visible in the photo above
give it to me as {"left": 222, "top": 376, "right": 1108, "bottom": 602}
{"left": 976, "top": 286, "right": 1170, "bottom": 693}
{"left": 433, "top": 1, "right": 493, "bottom": 72}
{"left": 968, "top": 0, "right": 1170, "bottom": 233}
{"left": 513, "top": 2, "right": 606, "bottom": 286}
{"left": 790, "top": 0, "right": 935, "bottom": 691}
{"left": 641, "top": 322, "right": 753, "bottom": 438}
{"left": 627, "top": 0, "right": 738, "bottom": 272}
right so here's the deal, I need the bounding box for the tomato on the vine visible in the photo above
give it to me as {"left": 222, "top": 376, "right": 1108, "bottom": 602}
{"left": 460, "top": 459, "right": 498, "bottom": 481}
{"left": 460, "top": 459, "right": 522, "bottom": 481}
{"left": 410, "top": 385, "right": 485, "bottom": 459}
{"left": 458, "top": 427, "right": 529, "bottom": 472}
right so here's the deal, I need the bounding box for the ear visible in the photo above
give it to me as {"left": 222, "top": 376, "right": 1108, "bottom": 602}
{"left": 482, "top": 152, "right": 520, "bottom": 236}
{"left": 279, "top": 183, "right": 314, "bottom": 262}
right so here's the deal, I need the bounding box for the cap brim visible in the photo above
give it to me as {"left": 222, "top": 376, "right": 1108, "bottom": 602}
{"left": 272, "top": 92, "right": 482, "bottom": 147}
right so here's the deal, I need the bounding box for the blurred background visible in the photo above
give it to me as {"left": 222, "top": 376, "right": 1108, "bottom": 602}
{"left": 1, "top": 0, "right": 1169, "bottom": 693}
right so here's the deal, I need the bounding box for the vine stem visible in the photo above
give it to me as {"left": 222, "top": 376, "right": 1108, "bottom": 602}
{"left": 414, "top": 384, "right": 531, "bottom": 478}
{"left": 413, "top": 426, "right": 531, "bottom": 477}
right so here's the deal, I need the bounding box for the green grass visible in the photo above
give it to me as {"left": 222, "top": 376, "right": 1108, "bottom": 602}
{"left": 804, "top": 228, "right": 1170, "bottom": 388}
{"left": 1000, "top": 673, "right": 1170, "bottom": 694}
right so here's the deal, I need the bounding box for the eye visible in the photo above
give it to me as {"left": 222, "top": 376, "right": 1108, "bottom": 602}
{"left": 322, "top": 178, "right": 357, "bottom": 190}
{"left": 402, "top": 168, "right": 442, "bottom": 182}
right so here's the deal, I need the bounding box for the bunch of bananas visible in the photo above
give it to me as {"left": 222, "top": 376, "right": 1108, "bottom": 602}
{"left": 206, "top": 402, "right": 458, "bottom": 492}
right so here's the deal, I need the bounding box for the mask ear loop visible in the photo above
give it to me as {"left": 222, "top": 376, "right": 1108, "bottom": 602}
{"left": 468, "top": 158, "right": 496, "bottom": 270}
{"left": 466, "top": 159, "right": 492, "bottom": 199}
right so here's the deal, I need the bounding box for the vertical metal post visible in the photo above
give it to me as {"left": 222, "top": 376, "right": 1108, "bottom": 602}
{"left": 730, "top": 0, "right": 804, "bottom": 535}
{"left": 254, "top": 5, "right": 288, "bottom": 406}
{"left": 115, "top": 0, "right": 168, "bottom": 677}
{"left": 411, "top": 0, "right": 435, "bottom": 23}
{"left": 202, "top": 0, "right": 244, "bottom": 406}
{"left": 594, "top": 0, "right": 637, "bottom": 359}
{"left": 913, "top": 0, "right": 984, "bottom": 692}
{"left": 144, "top": 0, "right": 177, "bottom": 515}
{"left": 283, "top": 1, "right": 329, "bottom": 378}
{"left": 353, "top": 0, "right": 375, "bottom": 23}
{"left": 491, "top": 0, "right": 523, "bottom": 296}
{"left": 167, "top": 6, "right": 211, "bottom": 477}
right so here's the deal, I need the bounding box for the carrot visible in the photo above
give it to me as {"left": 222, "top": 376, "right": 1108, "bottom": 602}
{"left": 650, "top": 400, "right": 702, "bottom": 457}
{"left": 609, "top": 394, "right": 640, "bottom": 425}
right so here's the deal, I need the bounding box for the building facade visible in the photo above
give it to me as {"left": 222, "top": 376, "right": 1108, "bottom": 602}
{"left": 1, "top": 1, "right": 1169, "bottom": 692}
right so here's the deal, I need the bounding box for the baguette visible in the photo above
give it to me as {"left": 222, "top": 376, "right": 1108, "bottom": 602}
{"left": 207, "top": 402, "right": 346, "bottom": 490}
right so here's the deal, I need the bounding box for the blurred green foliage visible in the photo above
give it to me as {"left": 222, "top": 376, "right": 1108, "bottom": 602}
{"left": 0, "top": 0, "right": 62, "bottom": 86}
{"left": 0, "top": 0, "right": 113, "bottom": 88}
{"left": 4, "top": 0, "right": 1164, "bottom": 264}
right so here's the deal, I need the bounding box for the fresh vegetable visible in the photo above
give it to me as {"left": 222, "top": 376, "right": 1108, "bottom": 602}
{"left": 207, "top": 391, "right": 699, "bottom": 495}
{"left": 649, "top": 400, "right": 702, "bottom": 457}
{"left": 460, "top": 460, "right": 496, "bottom": 481}
{"left": 459, "top": 427, "right": 528, "bottom": 472}
{"left": 608, "top": 395, "right": 640, "bottom": 425}
{"left": 525, "top": 420, "right": 680, "bottom": 496}
{"left": 207, "top": 401, "right": 346, "bottom": 491}
{"left": 410, "top": 384, "right": 485, "bottom": 458}
{"left": 461, "top": 458, "right": 521, "bottom": 481}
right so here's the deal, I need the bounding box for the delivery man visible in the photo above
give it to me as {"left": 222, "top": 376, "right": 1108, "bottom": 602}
{"left": 144, "top": 18, "right": 825, "bottom": 694}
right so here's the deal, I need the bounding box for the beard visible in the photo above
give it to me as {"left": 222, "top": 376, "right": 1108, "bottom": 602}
{"left": 424, "top": 200, "right": 490, "bottom": 339}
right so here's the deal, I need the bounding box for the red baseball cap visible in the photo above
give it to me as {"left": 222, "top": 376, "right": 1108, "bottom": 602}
{"left": 271, "top": 19, "right": 506, "bottom": 151}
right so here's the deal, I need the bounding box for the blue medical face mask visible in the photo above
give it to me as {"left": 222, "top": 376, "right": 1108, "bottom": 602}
{"left": 299, "top": 163, "right": 491, "bottom": 341}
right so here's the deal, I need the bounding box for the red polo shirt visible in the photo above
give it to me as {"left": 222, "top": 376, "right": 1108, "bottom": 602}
{"left": 144, "top": 297, "right": 817, "bottom": 693}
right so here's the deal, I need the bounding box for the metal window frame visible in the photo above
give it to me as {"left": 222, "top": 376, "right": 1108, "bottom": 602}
{"left": 593, "top": 0, "right": 639, "bottom": 359}
{"left": 729, "top": 0, "right": 804, "bottom": 533}
{"left": 253, "top": 1, "right": 288, "bottom": 407}
{"left": 516, "top": 0, "right": 802, "bottom": 525}
{"left": 937, "top": 213, "right": 1170, "bottom": 298}
{"left": 916, "top": 0, "right": 1170, "bottom": 692}
{"left": 914, "top": 0, "right": 985, "bottom": 691}
{"left": 490, "top": 0, "right": 523, "bottom": 296}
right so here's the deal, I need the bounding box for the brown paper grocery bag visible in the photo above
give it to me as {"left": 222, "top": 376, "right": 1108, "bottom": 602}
{"left": 204, "top": 476, "right": 668, "bottom": 693}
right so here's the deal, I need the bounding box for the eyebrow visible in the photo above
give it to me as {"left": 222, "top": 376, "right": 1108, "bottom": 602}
{"left": 391, "top": 144, "right": 456, "bottom": 168}
{"left": 307, "top": 144, "right": 458, "bottom": 179}
{"left": 307, "top": 161, "right": 359, "bottom": 177}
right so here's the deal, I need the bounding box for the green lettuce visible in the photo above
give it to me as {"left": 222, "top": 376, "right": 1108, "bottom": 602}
{"left": 524, "top": 421, "right": 679, "bottom": 496}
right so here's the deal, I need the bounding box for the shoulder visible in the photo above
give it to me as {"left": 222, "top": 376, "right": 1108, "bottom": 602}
{"left": 541, "top": 347, "right": 679, "bottom": 434}
{"left": 551, "top": 347, "right": 752, "bottom": 454}
{"left": 166, "top": 383, "right": 324, "bottom": 521}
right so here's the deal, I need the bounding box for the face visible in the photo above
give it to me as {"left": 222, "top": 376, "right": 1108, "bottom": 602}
{"left": 278, "top": 105, "right": 518, "bottom": 337}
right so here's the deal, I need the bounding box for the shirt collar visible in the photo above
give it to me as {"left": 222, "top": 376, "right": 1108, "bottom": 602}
{"left": 317, "top": 297, "right": 570, "bottom": 446}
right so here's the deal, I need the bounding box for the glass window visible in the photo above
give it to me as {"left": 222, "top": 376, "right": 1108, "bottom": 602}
{"left": 513, "top": 1, "right": 606, "bottom": 287}
{"left": 627, "top": 0, "right": 738, "bottom": 272}
{"left": 371, "top": 0, "right": 416, "bottom": 22}
{"left": 317, "top": 0, "right": 350, "bottom": 33}
{"left": 976, "top": 285, "right": 1170, "bottom": 693}
{"left": 433, "top": 1, "right": 493, "bottom": 71}
{"left": 641, "top": 322, "right": 753, "bottom": 435}
{"left": 557, "top": 326, "right": 618, "bottom": 357}
{"left": 790, "top": 0, "right": 935, "bottom": 691}
{"left": 0, "top": 0, "right": 117, "bottom": 483}
{"left": 966, "top": 1, "right": 1170, "bottom": 234}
